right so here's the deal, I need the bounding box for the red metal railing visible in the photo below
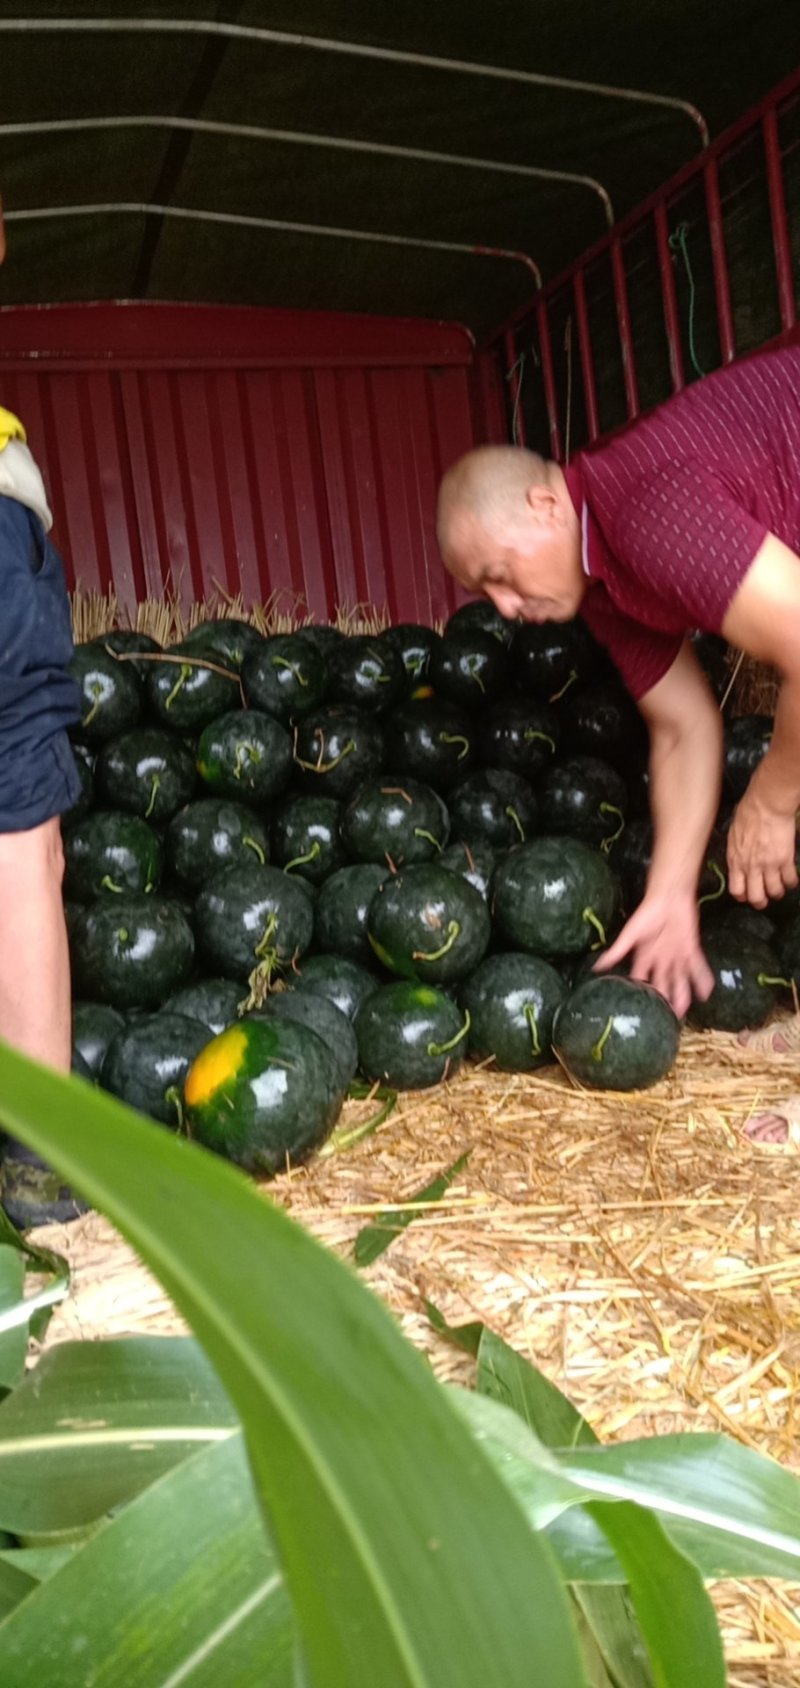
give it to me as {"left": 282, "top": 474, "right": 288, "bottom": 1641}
{"left": 489, "top": 65, "right": 800, "bottom": 456}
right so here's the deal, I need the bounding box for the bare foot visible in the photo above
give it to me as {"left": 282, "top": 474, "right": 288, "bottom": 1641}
{"left": 742, "top": 1092, "right": 800, "bottom": 1145}
{"left": 736, "top": 1014, "right": 800, "bottom": 1054}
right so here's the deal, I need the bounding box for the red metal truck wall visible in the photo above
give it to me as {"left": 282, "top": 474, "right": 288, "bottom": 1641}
{"left": 0, "top": 304, "right": 504, "bottom": 624}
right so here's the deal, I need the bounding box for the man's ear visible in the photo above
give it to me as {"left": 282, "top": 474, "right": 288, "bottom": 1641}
{"left": 524, "top": 483, "right": 558, "bottom": 524}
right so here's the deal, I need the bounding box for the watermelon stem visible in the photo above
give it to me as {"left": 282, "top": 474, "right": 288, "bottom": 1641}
{"left": 697, "top": 861, "right": 726, "bottom": 905}
{"left": 591, "top": 1016, "right": 614, "bottom": 1063}
{"left": 295, "top": 734, "right": 356, "bottom": 774}
{"left": 413, "top": 828, "right": 443, "bottom": 852}
{"left": 412, "top": 919, "right": 460, "bottom": 964}
{"left": 504, "top": 805, "right": 525, "bottom": 843}
{"left": 165, "top": 662, "right": 192, "bottom": 711}
{"left": 382, "top": 786, "right": 413, "bottom": 805}
{"left": 82, "top": 683, "right": 106, "bottom": 728}
{"left": 165, "top": 1085, "right": 185, "bottom": 1131}
{"left": 523, "top": 728, "right": 556, "bottom": 753}
{"left": 100, "top": 875, "right": 124, "bottom": 894}
{"left": 548, "top": 668, "right": 578, "bottom": 703}
{"left": 582, "top": 907, "right": 607, "bottom": 950}
{"left": 233, "top": 741, "right": 261, "bottom": 782}
{"left": 272, "top": 657, "right": 308, "bottom": 686}
{"left": 243, "top": 834, "right": 266, "bottom": 865}
{"left": 320, "top": 1084, "right": 398, "bottom": 1157}
{"left": 466, "top": 660, "right": 485, "bottom": 693}
{"left": 599, "top": 803, "right": 625, "bottom": 853}
{"left": 523, "top": 1002, "right": 542, "bottom": 1056}
{"left": 427, "top": 1009, "right": 471, "bottom": 1058}
{"left": 144, "top": 773, "right": 161, "bottom": 819}
{"left": 284, "top": 842, "right": 321, "bottom": 874}
{"left": 254, "top": 914, "right": 279, "bottom": 961}
{"left": 757, "top": 973, "right": 793, "bottom": 990}
{"left": 438, "top": 732, "right": 470, "bottom": 760}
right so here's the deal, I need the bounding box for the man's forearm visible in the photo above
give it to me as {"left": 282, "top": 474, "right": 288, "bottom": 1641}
{"left": 745, "top": 671, "right": 800, "bottom": 818}
{"left": 645, "top": 711, "right": 723, "bottom": 899}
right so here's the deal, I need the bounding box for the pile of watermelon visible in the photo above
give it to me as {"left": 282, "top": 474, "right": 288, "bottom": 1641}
{"left": 49, "top": 608, "right": 797, "bottom": 1189}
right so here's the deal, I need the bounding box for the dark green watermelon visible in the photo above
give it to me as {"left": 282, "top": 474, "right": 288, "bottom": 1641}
{"left": 270, "top": 794, "right": 345, "bottom": 884}
{"left": 461, "top": 953, "right": 567, "bottom": 1072}
{"left": 195, "top": 864, "right": 314, "bottom": 981}
{"left": 242, "top": 633, "right": 328, "bottom": 723}
{"left": 341, "top": 777, "right": 449, "bottom": 867}
{"left": 64, "top": 740, "right": 95, "bottom": 827}
{"left": 69, "top": 644, "right": 143, "bottom": 745}
{"left": 558, "top": 685, "right": 647, "bottom": 768}
{"left": 180, "top": 617, "right": 264, "bottom": 672}
{"left": 70, "top": 897, "right": 195, "bottom": 1010}
{"left": 297, "top": 625, "right": 346, "bottom": 660}
{"left": 164, "top": 978, "right": 244, "bottom": 1037}
{"left": 510, "top": 618, "right": 595, "bottom": 697}
{"left": 96, "top": 729, "right": 197, "bottom": 823}
{"left": 64, "top": 812, "right": 163, "bottom": 902}
{"left": 538, "top": 757, "right": 628, "bottom": 852}
{"left": 326, "top": 637, "right": 404, "bottom": 714}
{"left": 252, "top": 991, "right": 358, "bottom": 1091}
{"left": 183, "top": 1016, "right": 343, "bottom": 1175}
{"left": 197, "top": 710, "right": 293, "bottom": 803}
{"left": 293, "top": 953, "right": 379, "bottom": 1021}
{"left": 477, "top": 700, "right": 560, "bottom": 780}
{"left": 166, "top": 799, "right": 269, "bottom": 890}
{"left": 380, "top": 624, "right": 442, "bottom": 689}
{"left": 293, "top": 706, "right": 384, "bottom": 799}
{"left": 356, "top": 982, "right": 470, "bottom": 1089}
{"left": 101, "top": 1013, "right": 211, "bottom": 1125}
{"left": 146, "top": 640, "right": 240, "bottom": 731}
{"left": 445, "top": 601, "right": 516, "bottom": 646}
{"left": 368, "top": 863, "right": 490, "bottom": 984}
{"left": 313, "top": 864, "right": 388, "bottom": 965}
{"left": 429, "top": 629, "right": 506, "bottom": 709}
{"left": 72, "top": 1001, "right": 126, "bottom": 1079}
{"left": 447, "top": 769, "right": 537, "bottom": 850}
{"left": 493, "top": 837, "right": 619, "bottom": 957}
{"left": 90, "top": 629, "right": 163, "bottom": 682}
{"left": 689, "top": 931, "right": 790, "bottom": 1031}
{"left": 723, "top": 715, "right": 773, "bottom": 800}
{"left": 439, "top": 841, "right": 496, "bottom": 901}
{"left": 553, "top": 975, "right": 680, "bottom": 1090}
{"left": 383, "top": 699, "right": 475, "bottom": 792}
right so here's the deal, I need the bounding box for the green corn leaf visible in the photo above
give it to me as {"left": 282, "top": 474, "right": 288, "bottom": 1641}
{"left": 354, "top": 1151, "right": 470, "bottom": 1266}
{"left": 0, "top": 1250, "right": 26, "bottom": 1395}
{"left": 0, "top": 1434, "right": 295, "bottom": 1687}
{"left": 0, "top": 1044, "right": 589, "bottom": 1688}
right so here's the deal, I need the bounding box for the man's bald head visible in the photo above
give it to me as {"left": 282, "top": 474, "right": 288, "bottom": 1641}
{"left": 437, "top": 446, "right": 550, "bottom": 556}
{"left": 436, "top": 444, "right": 584, "bottom": 625}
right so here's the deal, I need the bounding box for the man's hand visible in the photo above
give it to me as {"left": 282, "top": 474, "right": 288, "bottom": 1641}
{"left": 593, "top": 890, "right": 714, "bottom": 1019}
{"left": 726, "top": 791, "right": 798, "bottom": 907}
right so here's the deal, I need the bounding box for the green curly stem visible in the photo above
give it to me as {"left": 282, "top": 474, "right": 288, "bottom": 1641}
{"left": 505, "top": 805, "right": 525, "bottom": 843}
{"left": 591, "top": 1016, "right": 614, "bottom": 1063}
{"left": 697, "top": 861, "right": 726, "bottom": 906}
{"left": 757, "top": 973, "right": 793, "bottom": 989}
{"left": 233, "top": 740, "right": 262, "bottom": 781}
{"left": 412, "top": 919, "right": 460, "bottom": 964}
{"left": 243, "top": 834, "right": 266, "bottom": 865}
{"left": 165, "top": 662, "right": 192, "bottom": 711}
{"left": 523, "top": 728, "right": 556, "bottom": 753}
{"left": 320, "top": 1085, "right": 398, "bottom": 1157}
{"left": 165, "top": 1085, "right": 186, "bottom": 1132}
{"left": 295, "top": 737, "right": 356, "bottom": 774}
{"left": 438, "top": 732, "right": 470, "bottom": 760}
{"left": 465, "top": 660, "right": 485, "bottom": 693}
{"left": 582, "top": 907, "right": 607, "bottom": 951}
{"left": 272, "top": 657, "right": 308, "bottom": 686}
{"left": 599, "top": 803, "right": 625, "bottom": 854}
{"left": 284, "top": 841, "right": 321, "bottom": 874}
{"left": 523, "top": 1001, "right": 541, "bottom": 1057}
{"left": 427, "top": 1009, "right": 471, "bottom": 1059}
{"left": 115, "top": 929, "right": 129, "bottom": 944}
{"left": 144, "top": 773, "right": 161, "bottom": 820}
{"left": 254, "top": 912, "right": 279, "bottom": 960}
{"left": 548, "top": 668, "right": 578, "bottom": 703}
{"left": 413, "top": 828, "right": 442, "bottom": 852}
{"left": 100, "top": 875, "right": 124, "bottom": 894}
{"left": 81, "top": 688, "right": 103, "bottom": 728}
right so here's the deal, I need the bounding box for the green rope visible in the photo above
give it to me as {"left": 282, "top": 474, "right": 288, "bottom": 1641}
{"left": 669, "top": 221, "right": 705, "bottom": 379}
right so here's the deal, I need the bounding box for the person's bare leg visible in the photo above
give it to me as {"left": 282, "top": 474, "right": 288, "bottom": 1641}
{"left": 0, "top": 818, "right": 71, "bottom": 1071}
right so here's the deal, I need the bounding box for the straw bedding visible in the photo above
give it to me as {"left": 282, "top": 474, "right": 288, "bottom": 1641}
{"left": 43, "top": 592, "right": 798, "bottom": 1682}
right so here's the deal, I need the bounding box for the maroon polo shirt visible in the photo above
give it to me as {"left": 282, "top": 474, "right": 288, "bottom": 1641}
{"left": 564, "top": 342, "right": 800, "bottom": 700}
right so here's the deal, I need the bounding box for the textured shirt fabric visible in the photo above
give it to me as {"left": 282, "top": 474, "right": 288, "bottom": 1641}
{"left": 564, "top": 342, "right": 800, "bottom": 700}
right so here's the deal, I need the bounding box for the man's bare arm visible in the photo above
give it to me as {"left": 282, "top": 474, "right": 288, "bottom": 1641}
{"left": 721, "top": 532, "right": 800, "bottom": 906}
{"left": 595, "top": 640, "right": 721, "bottom": 1016}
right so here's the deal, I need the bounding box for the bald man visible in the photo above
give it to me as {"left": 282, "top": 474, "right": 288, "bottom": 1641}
{"left": 438, "top": 342, "right": 800, "bottom": 1049}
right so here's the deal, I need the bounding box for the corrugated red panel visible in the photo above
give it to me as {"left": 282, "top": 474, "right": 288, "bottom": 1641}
{"left": 0, "top": 303, "right": 505, "bottom": 623}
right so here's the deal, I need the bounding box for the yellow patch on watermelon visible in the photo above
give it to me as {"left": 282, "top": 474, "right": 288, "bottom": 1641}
{"left": 184, "top": 1023, "right": 248, "bottom": 1107}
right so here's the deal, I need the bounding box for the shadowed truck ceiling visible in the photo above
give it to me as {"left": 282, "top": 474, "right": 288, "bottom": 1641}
{"left": 0, "top": 1, "right": 797, "bottom": 334}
